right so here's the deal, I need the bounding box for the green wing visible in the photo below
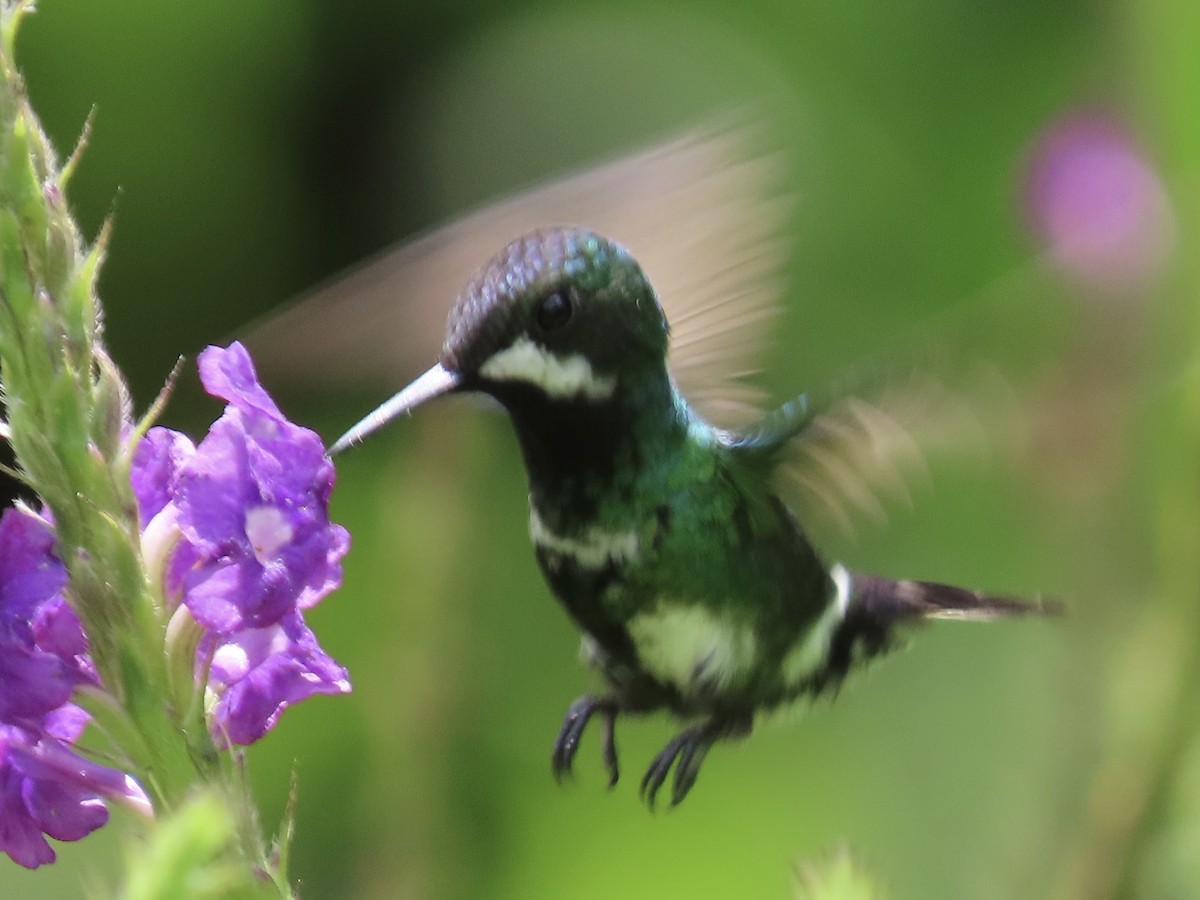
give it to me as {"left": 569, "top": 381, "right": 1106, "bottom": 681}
{"left": 726, "top": 365, "right": 1011, "bottom": 540}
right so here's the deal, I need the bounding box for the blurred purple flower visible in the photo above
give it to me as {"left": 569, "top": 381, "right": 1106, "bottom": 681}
{"left": 131, "top": 342, "right": 351, "bottom": 745}
{"left": 0, "top": 508, "right": 147, "bottom": 869}
{"left": 1024, "top": 111, "right": 1173, "bottom": 292}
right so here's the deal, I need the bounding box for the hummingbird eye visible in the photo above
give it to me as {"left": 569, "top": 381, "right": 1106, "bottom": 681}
{"left": 534, "top": 290, "right": 573, "bottom": 333}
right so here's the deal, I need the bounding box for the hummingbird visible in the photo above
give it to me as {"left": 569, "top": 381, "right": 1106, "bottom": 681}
{"left": 326, "top": 224, "right": 1056, "bottom": 808}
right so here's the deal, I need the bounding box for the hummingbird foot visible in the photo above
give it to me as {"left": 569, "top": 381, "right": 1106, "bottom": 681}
{"left": 640, "top": 714, "right": 752, "bottom": 809}
{"left": 552, "top": 694, "right": 620, "bottom": 788}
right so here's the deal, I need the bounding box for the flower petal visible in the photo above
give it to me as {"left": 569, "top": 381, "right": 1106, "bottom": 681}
{"left": 205, "top": 612, "right": 350, "bottom": 746}
{"left": 130, "top": 428, "right": 195, "bottom": 527}
{"left": 0, "top": 507, "right": 67, "bottom": 622}
{"left": 197, "top": 342, "right": 283, "bottom": 420}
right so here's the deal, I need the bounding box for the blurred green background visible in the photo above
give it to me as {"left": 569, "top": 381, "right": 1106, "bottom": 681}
{"left": 4, "top": 0, "right": 1199, "bottom": 897}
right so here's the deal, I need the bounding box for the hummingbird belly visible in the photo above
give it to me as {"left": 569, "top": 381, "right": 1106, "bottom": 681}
{"left": 528, "top": 484, "right": 840, "bottom": 716}
{"left": 624, "top": 600, "right": 760, "bottom": 701}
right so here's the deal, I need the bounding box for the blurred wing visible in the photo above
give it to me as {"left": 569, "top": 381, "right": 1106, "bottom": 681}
{"left": 242, "top": 120, "right": 791, "bottom": 428}
{"left": 768, "top": 363, "right": 1017, "bottom": 541}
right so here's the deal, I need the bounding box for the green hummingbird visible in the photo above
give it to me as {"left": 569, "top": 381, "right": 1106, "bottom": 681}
{"left": 326, "top": 224, "right": 1055, "bottom": 808}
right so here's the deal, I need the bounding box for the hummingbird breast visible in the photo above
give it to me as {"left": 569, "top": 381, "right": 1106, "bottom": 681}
{"left": 512, "top": 386, "right": 838, "bottom": 715}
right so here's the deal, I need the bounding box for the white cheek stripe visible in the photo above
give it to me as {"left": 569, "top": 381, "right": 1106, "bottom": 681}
{"left": 480, "top": 337, "right": 617, "bottom": 400}
{"left": 529, "top": 507, "right": 639, "bottom": 570}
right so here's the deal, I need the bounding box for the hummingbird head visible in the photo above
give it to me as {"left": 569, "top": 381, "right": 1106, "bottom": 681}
{"left": 330, "top": 227, "right": 671, "bottom": 454}
{"left": 442, "top": 227, "right": 668, "bottom": 390}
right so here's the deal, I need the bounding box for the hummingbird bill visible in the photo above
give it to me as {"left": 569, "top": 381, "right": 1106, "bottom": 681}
{"left": 323, "top": 220, "right": 1058, "bottom": 808}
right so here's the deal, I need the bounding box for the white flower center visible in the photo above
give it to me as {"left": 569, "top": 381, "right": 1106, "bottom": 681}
{"left": 244, "top": 506, "right": 294, "bottom": 564}
{"left": 212, "top": 642, "right": 250, "bottom": 682}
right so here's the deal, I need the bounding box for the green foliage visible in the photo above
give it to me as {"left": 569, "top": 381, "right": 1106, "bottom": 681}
{"left": 119, "top": 791, "right": 276, "bottom": 900}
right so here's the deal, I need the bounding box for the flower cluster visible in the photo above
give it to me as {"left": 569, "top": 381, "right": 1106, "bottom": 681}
{"left": 0, "top": 343, "right": 350, "bottom": 868}
{"left": 134, "top": 342, "right": 351, "bottom": 746}
{"left": 0, "top": 505, "right": 150, "bottom": 868}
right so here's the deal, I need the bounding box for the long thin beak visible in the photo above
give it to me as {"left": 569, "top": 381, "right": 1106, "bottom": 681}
{"left": 328, "top": 363, "right": 460, "bottom": 456}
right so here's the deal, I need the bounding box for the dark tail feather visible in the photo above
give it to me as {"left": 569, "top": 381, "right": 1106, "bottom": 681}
{"left": 849, "top": 573, "right": 1063, "bottom": 623}
{"left": 812, "top": 571, "right": 1059, "bottom": 694}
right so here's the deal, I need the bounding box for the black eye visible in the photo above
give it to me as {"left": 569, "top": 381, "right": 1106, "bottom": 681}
{"left": 534, "top": 290, "right": 573, "bottom": 332}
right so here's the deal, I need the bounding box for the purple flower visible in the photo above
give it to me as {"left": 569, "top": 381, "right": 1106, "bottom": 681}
{"left": 1023, "top": 111, "right": 1174, "bottom": 293}
{"left": 131, "top": 342, "right": 351, "bottom": 746}
{"left": 0, "top": 508, "right": 91, "bottom": 727}
{"left": 0, "top": 341, "right": 351, "bottom": 867}
{"left": 204, "top": 611, "right": 350, "bottom": 747}
{"left": 0, "top": 508, "right": 148, "bottom": 868}
{"left": 1, "top": 716, "right": 151, "bottom": 869}
{"left": 174, "top": 344, "right": 349, "bottom": 633}
{"left": 131, "top": 428, "right": 195, "bottom": 528}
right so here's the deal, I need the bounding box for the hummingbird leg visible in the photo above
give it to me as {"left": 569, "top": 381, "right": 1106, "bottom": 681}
{"left": 640, "top": 714, "right": 752, "bottom": 809}
{"left": 552, "top": 694, "right": 620, "bottom": 786}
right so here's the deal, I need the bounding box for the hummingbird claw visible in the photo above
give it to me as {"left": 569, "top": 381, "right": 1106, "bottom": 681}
{"left": 671, "top": 732, "right": 710, "bottom": 806}
{"left": 551, "top": 695, "right": 619, "bottom": 785}
{"left": 599, "top": 708, "right": 620, "bottom": 789}
{"left": 639, "top": 714, "right": 753, "bottom": 809}
{"left": 639, "top": 732, "right": 688, "bottom": 810}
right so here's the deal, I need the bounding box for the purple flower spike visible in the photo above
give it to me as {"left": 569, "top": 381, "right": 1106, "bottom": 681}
{"left": 204, "top": 611, "right": 351, "bottom": 747}
{"left": 174, "top": 343, "right": 349, "bottom": 633}
{"left": 0, "top": 338, "right": 352, "bottom": 868}
{"left": 1024, "top": 111, "right": 1174, "bottom": 293}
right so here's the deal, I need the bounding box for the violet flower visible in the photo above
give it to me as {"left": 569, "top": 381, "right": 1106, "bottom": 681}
{"left": 0, "top": 506, "right": 90, "bottom": 724}
{"left": 1024, "top": 111, "right": 1174, "bottom": 293}
{"left": 203, "top": 611, "right": 351, "bottom": 746}
{"left": 1, "top": 714, "right": 152, "bottom": 869}
{"left": 0, "top": 342, "right": 350, "bottom": 868}
{"left": 132, "top": 342, "right": 351, "bottom": 746}
{"left": 174, "top": 344, "right": 348, "bottom": 633}
{"left": 0, "top": 507, "right": 150, "bottom": 869}
{"left": 0, "top": 599, "right": 88, "bottom": 731}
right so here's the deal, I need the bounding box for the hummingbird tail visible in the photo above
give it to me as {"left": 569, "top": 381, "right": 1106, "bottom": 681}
{"left": 809, "top": 571, "right": 1060, "bottom": 695}
{"left": 848, "top": 573, "right": 1062, "bottom": 624}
